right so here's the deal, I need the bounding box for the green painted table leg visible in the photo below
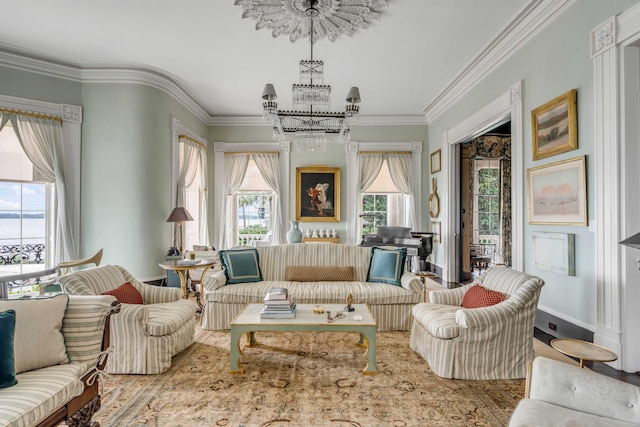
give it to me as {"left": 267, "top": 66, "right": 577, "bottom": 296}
{"left": 361, "top": 326, "right": 377, "bottom": 375}
{"left": 230, "top": 327, "right": 244, "bottom": 374}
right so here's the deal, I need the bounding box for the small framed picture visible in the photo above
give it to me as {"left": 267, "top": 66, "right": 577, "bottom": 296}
{"left": 431, "top": 221, "right": 441, "bottom": 243}
{"left": 527, "top": 156, "right": 587, "bottom": 225}
{"left": 296, "top": 166, "right": 340, "bottom": 222}
{"left": 430, "top": 149, "right": 441, "bottom": 174}
{"left": 531, "top": 89, "right": 577, "bottom": 160}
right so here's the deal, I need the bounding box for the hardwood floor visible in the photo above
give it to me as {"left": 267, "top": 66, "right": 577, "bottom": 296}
{"left": 534, "top": 328, "right": 640, "bottom": 387}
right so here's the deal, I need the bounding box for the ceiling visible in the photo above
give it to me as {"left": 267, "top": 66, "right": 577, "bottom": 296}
{"left": 0, "top": 0, "right": 533, "bottom": 120}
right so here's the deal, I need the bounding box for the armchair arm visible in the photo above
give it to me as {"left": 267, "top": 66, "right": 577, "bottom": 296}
{"left": 528, "top": 357, "right": 640, "bottom": 424}
{"left": 400, "top": 272, "right": 423, "bottom": 294}
{"left": 62, "top": 295, "right": 121, "bottom": 366}
{"left": 429, "top": 286, "right": 466, "bottom": 305}
{"left": 136, "top": 282, "right": 181, "bottom": 304}
{"left": 455, "top": 302, "right": 518, "bottom": 329}
{"left": 203, "top": 270, "right": 228, "bottom": 292}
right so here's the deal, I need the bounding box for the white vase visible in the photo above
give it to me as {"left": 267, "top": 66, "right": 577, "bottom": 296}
{"left": 286, "top": 220, "right": 303, "bottom": 243}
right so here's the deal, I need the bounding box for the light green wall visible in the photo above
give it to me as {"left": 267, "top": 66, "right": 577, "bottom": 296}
{"left": 426, "top": 0, "right": 638, "bottom": 327}
{"left": 210, "top": 124, "right": 428, "bottom": 240}
{"left": 81, "top": 83, "right": 208, "bottom": 278}
{"left": 0, "top": 66, "right": 82, "bottom": 105}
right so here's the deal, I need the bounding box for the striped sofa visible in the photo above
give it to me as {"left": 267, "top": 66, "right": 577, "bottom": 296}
{"left": 59, "top": 265, "right": 197, "bottom": 374}
{"left": 409, "top": 267, "right": 544, "bottom": 379}
{"left": 201, "top": 243, "right": 423, "bottom": 331}
{"left": 0, "top": 294, "right": 119, "bottom": 427}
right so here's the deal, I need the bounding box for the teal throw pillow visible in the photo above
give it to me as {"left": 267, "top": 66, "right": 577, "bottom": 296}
{"left": 366, "top": 247, "right": 407, "bottom": 286}
{"left": 219, "top": 248, "right": 263, "bottom": 284}
{"left": 0, "top": 310, "right": 18, "bottom": 388}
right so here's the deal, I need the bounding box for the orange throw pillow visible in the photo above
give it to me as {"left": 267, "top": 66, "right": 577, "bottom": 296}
{"left": 461, "top": 284, "right": 505, "bottom": 308}
{"left": 102, "top": 282, "right": 143, "bottom": 304}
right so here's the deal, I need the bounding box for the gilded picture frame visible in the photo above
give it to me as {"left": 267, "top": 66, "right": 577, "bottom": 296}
{"left": 531, "top": 89, "right": 578, "bottom": 160}
{"left": 296, "top": 166, "right": 340, "bottom": 222}
{"left": 527, "top": 156, "right": 587, "bottom": 225}
{"left": 430, "top": 149, "right": 442, "bottom": 174}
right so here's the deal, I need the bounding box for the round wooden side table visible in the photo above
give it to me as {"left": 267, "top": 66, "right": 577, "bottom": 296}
{"left": 550, "top": 338, "right": 618, "bottom": 368}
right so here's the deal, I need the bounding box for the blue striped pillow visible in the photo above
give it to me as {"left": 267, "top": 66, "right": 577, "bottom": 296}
{"left": 0, "top": 310, "right": 17, "bottom": 388}
{"left": 219, "top": 248, "right": 263, "bottom": 284}
{"left": 366, "top": 247, "right": 407, "bottom": 286}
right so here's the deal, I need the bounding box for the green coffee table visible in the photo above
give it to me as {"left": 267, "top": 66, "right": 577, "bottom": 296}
{"left": 230, "top": 303, "right": 377, "bottom": 375}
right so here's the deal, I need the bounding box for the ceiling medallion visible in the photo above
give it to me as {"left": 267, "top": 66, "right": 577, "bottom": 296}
{"left": 234, "top": 0, "right": 389, "bottom": 43}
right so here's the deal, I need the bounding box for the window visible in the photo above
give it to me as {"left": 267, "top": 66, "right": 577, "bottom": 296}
{"left": 473, "top": 160, "right": 500, "bottom": 254}
{"left": 0, "top": 124, "right": 54, "bottom": 295}
{"left": 235, "top": 159, "right": 274, "bottom": 246}
{"left": 360, "top": 160, "right": 408, "bottom": 236}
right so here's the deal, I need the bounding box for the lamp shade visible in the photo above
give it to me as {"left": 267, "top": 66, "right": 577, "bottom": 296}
{"left": 345, "top": 86, "right": 361, "bottom": 104}
{"left": 262, "top": 84, "right": 278, "bottom": 101}
{"left": 166, "top": 207, "right": 193, "bottom": 223}
{"left": 620, "top": 232, "right": 640, "bottom": 249}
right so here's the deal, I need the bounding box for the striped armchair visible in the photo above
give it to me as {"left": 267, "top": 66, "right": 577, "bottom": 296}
{"left": 59, "top": 265, "right": 197, "bottom": 374}
{"left": 409, "top": 267, "right": 544, "bottom": 379}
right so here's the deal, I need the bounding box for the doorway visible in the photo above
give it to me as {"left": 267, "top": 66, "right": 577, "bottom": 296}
{"left": 459, "top": 122, "right": 512, "bottom": 282}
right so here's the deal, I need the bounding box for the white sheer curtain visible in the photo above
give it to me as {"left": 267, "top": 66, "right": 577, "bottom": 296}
{"left": 218, "top": 154, "right": 250, "bottom": 249}
{"left": 177, "top": 137, "right": 209, "bottom": 246}
{"left": 0, "top": 113, "right": 77, "bottom": 263}
{"left": 350, "top": 153, "right": 385, "bottom": 243}
{"left": 386, "top": 153, "right": 416, "bottom": 228}
{"left": 252, "top": 153, "right": 283, "bottom": 244}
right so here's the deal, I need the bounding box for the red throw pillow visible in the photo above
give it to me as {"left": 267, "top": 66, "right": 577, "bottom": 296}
{"left": 102, "top": 282, "right": 143, "bottom": 304}
{"left": 461, "top": 284, "right": 505, "bottom": 308}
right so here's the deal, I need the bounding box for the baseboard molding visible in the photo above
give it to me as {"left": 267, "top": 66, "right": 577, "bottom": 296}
{"left": 535, "top": 309, "right": 593, "bottom": 342}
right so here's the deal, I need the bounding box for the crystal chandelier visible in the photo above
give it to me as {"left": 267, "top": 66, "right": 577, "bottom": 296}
{"left": 261, "top": 0, "right": 361, "bottom": 153}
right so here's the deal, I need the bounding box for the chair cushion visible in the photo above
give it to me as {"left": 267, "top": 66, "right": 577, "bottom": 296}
{"left": 366, "top": 247, "right": 407, "bottom": 286}
{"left": 0, "top": 295, "right": 69, "bottom": 374}
{"left": 285, "top": 266, "right": 354, "bottom": 282}
{"left": 102, "top": 282, "right": 143, "bottom": 304}
{"left": 509, "top": 399, "right": 640, "bottom": 427}
{"left": 0, "top": 364, "right": 87, "bottom": 427}
{"left": 412, "top": 303, "right": 460, "bottom": 339}
{"left": 146, "top": 299, "right": 196, "bottom": 336}
{"left": 0, "top": 310, "right": 17, "bottom": 388}
{"left": 461, "top": 284, "right": 505, "bottom": 308}
{"left": 219, "top": 248, "right": 263, "bottom": 284}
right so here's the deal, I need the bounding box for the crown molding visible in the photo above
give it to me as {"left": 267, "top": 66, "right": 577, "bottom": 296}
{"left": 209, "top": 114, "right": 427, "bottom": 126}
{"left": 80, "top": 67, "right": 210, "bottom": 123}
{"left": 422, "top": 0, "right": 576, "bottom": 123}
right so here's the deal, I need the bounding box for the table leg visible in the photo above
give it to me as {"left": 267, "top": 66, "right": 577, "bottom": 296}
{"left": 246, "top": 331, "right": 259, "bottom": 347}
{"left": 230, "top": 327, "right": 244, "bottom": 374}
{"left": 360, "top": 328, "right": 377, "bottom": 375}
{"left": 176, "top": 270, "right": 188, "bottom": 300}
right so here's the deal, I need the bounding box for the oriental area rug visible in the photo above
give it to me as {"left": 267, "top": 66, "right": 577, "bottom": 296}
{"left": 94, "top": 329, "right": 573, "bottom": 427}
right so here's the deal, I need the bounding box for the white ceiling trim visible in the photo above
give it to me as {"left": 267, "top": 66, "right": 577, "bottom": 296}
{"left": 80, "top": 68, "right": 210, "bottom": 123}
{"left": 0, "top": 48, "right": 81, "bottom": 81}
{"left": 423, "top": 0, "right": 576, "bottom": 123}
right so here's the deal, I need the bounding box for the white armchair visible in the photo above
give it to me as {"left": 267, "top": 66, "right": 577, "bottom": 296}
{"left": 509, "top": 356, "right": 640, "bottom": 426}
{"left": 59, "top": 265, "right": 197, "bottom": 374}
{"left": 409, "top": 267, "right": 544, "bottom": 379}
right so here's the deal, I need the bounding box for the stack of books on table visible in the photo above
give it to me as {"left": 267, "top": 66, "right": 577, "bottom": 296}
{"left": 261, "top": 287, "right": 296, "bottom": 319}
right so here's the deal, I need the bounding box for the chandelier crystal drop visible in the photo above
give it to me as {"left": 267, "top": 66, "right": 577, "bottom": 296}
{"left": 260, "top": 0, "right": 362, "bottom": 153}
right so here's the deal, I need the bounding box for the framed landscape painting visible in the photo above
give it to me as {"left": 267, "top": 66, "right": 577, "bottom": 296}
{"left": 531, "top": 89, "right": 577, "bottom": 160}
{"left": 296, "top": 166, "right": 340, "bottom": 222}
{"left": 527, "top": 156, "right": 587, "bottom": 225}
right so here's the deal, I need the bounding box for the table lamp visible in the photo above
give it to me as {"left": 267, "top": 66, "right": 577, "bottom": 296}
{"left": 166, "top": 207, "right": 193, "bottom": 254}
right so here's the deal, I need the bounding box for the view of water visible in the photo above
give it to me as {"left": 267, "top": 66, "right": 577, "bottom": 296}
{"left": 0, "top": 218, "right": 45, "bottom": 245}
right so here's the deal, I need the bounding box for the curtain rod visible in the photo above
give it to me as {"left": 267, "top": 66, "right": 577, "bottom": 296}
{"left": 0, "top": 107, "right": 62, "bottom": 123}
{"left": 358, "top": 150, "right": 412, "bottom": 155}
{"left": 178, "top": 134, "right": 207, "bottom": 150}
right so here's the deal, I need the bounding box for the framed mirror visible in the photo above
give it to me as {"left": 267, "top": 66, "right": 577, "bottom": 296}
{"left": 429, "top": 177, "right": 440, "bottom": 218}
